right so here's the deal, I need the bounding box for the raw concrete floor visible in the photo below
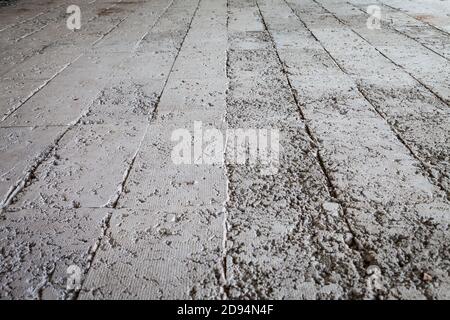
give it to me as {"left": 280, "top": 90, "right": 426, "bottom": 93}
{"left": 0, "top": 0, "right": 450, "bottom": 300}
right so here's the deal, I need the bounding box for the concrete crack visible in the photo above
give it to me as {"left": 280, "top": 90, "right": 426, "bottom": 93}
{"left": 146, "top": 0, "right": 203, "bottom": 122}
{"left": 0, "top": 12, "right": 46, "bottom": 33}
{"left": 15, "top": 23, "right": 49, "bottom": 43}
{"left": 105, "top": 124, "right": 150, "bottom": 208}
{"left": 134, "top": 0, "right": 176, "bottom": 51}
{"left": 70, "top": 210, "right": 112, "bottom": 300}
{"left": 92, "top": 18, "right": 127, "bottom": 47}
{"left": 219, "top": 0, "right": 231, "bottom": 300}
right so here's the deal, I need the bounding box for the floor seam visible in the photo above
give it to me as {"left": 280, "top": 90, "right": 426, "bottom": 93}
{"left": 219, "top": 0, "right": 231, "bottom": 300}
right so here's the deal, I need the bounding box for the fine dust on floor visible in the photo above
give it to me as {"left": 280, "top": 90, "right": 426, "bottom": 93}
{"left": 0, "top": 0, "right": 449, "bottom": 300}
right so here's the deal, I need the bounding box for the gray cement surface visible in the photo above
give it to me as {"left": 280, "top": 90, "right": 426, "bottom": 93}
{"left": 0, "top": 0, "right": 449, "bottom": 299}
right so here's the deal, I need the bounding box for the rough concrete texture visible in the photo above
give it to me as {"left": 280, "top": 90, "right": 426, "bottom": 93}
{"left": 0, "top": 0, "right": 449, "bottom": 300}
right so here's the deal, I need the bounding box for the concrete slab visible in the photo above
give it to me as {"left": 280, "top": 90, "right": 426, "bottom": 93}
{"left": 0, "top": 207, "right": 111, "bottom": 299}
{"left": 0, "top": 0, "right": 449, "bottom": 300}
{"left": 79, "top": 206, "right": 224, "bottom": 299}
{"left": 0, "top": 126, "right": 64, "bottom": 203}
{"left": 10, "top": 123, "right": 147, "bottom": 209}
{"left": 118, "top": 122, "right": 227, "bottom": 210}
